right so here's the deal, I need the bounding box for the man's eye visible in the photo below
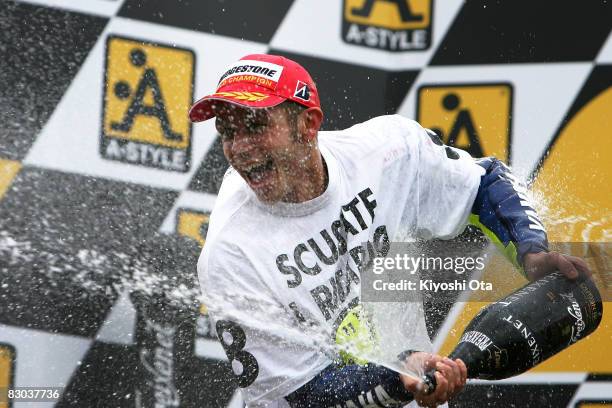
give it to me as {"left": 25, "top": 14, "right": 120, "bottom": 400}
{"left": 247, "top": 123, "right": 267, "bottom": 133}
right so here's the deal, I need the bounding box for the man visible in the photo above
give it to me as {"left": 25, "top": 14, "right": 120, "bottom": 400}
{"left": 190, "top": 54, "right": 590, "bottom": 408}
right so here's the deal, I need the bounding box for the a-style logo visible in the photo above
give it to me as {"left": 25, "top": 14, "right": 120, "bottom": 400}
{"left": 417, "top": 83, "right": 513, "bottom": 161}
{"left": 342, "top": 0, "right": 434, "bottom": 51}
{"left": 175, "top": 209, "right": 210, "bottom": 247}
{"left": 101, "top": 36, "right": 195, "bottom": 172}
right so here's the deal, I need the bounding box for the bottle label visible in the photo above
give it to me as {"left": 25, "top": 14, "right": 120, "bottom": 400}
{"left": 501, "top": 315, "right": 542, "bottom": 365}
{"left": 496, "top": 272, "right": 561, "bottom": 307}
{"left": 458, "top": 330, "right": 494, "bottom": 351}
{"left": 578, "top": 281, "right": 602, "bottom": 326}
{"left": 560, "top": 292, "right": 586, "bottom": 345}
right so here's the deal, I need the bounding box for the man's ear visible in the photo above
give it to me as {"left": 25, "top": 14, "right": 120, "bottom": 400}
{"left": 297, "top": 107, "right": 324, "bottom": 143}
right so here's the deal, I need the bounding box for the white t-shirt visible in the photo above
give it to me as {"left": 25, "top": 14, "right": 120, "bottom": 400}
{"left": 198, "top": 115, "right": 484, "bottom": 407}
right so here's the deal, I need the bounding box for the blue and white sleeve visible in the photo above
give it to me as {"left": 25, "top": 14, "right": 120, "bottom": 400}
{"left": 470, "top": 157, "right": 548, "bottom": 276}
{"left": 414, "top": 124, "right": 548, "bottom": 276}
{"left": 285, "top": 362, "right": 413, "bottom": 408}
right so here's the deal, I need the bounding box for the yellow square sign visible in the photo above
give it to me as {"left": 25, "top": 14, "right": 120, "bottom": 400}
{"left": 342, "top": 0, "right": 433, "bottom": 51}
{"left": 176, "top": 209, "right": 210, "bottom": 247}
{"left": 417, "top": 83, "right": 513, "bottom": 161}
{"left": 101, "top": 35, "right": 195, "bottom": 172}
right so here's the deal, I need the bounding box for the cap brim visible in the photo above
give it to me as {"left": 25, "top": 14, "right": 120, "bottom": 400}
{"left": 189, "top": 93, "right": 286, "bottom": 122}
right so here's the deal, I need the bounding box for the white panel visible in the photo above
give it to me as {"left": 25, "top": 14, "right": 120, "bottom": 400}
{"left": 596, "top": 31, "right": 612, "bottom": 64}
{"left": 0, "top": 324, "right": 91, "bottom": 393}
{"left": 270, "top": 0, "right": 464, "bottom": 70}
{"left": 397, "top": 63, "right": 592, "bottom": 177}
{"left": 195, "top": 338, "right": 227, "bottom": 361}
{"left": 226, "top": 390, "right": 245, "bottom": 408}
{"left": 95, "top": 290, "right": 137, "bottom": 345}
{"left": 568, "top": 382, "right": 612, "bottom": 406}
{"left": 24, "top": 18, "right": 267, "bottom": 191}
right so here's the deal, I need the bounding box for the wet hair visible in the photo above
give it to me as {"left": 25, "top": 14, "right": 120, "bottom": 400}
{"left": 279, "top": 100, "right": 306, "bottom": 123}
{"left": 278, "top": 100, "right": 307, "bottom": 141}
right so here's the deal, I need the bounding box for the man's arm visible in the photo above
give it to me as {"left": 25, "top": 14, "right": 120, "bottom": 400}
{"left": 285, "top": 354, "right": 466, "bottom": 408}
{"left": 470, "top": 157, "right": 590, "bottom": 280}
{"left": 414, "top": 123, "right": 590, "bottom": 281}
{"left": 470, "top": 157, "right": 548, "bottom": 276}
{"left": 285, "top": 362, "right": 413, "bottom": 408}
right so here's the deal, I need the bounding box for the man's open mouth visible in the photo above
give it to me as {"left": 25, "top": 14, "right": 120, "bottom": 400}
{"left": 245, "top": 159, "right": 275, "bottom": 184}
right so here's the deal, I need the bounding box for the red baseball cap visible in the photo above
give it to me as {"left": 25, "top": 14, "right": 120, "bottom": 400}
{"left": 189, "top": 54, "right": 320, "bottom": 122}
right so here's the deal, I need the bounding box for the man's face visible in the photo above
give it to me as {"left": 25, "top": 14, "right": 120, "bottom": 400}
{"left": 215, "top": 103, "right": 306, "bottom": 203}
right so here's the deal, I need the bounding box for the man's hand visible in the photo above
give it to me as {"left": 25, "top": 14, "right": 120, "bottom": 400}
{"left": 400, "top": 353, "right": 467, "bottom": 407}
{"left": 524, "top": 251, "right": 592, "bottom": 281}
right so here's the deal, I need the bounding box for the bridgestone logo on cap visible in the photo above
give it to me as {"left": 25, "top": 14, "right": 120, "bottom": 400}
{"left": 294, "top": 80, "right": 310, "bottom": 101}
{"left": 218, "top": 60, "right": 284, "bottom": 85}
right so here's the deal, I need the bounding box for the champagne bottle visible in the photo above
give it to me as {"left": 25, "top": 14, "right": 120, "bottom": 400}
{"left": 422, "top": 272, "right": 603, "bottom": 392}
